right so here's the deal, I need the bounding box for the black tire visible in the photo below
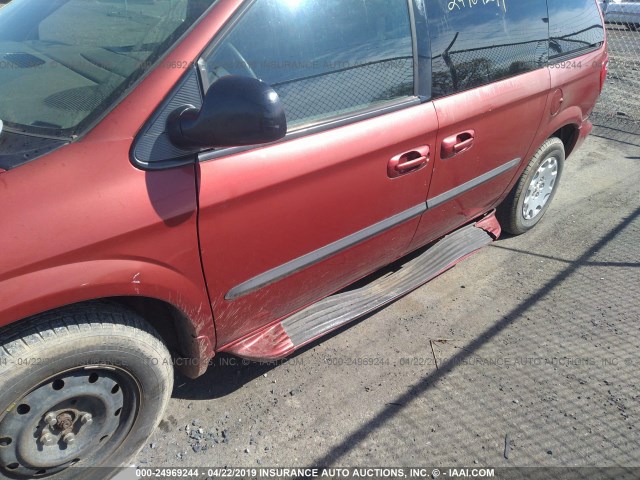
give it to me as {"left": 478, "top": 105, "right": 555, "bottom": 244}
{"left": 0, "top": 303, "right": 173, "bottom": 480}
{"left": 497, "top": 137, "right": 565, "bottom": 235}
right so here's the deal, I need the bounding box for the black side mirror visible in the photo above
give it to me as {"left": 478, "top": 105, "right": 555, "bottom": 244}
{"left": 168, "top": 76, "right": 287, "bottom": 149}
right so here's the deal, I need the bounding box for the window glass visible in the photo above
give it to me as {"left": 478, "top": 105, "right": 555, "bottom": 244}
{"left": 202, "top": 0, "right": 414, "bottom": 128}
{"left": 548, "top": 0, "right": 605, "bottom": 60}
{"left": 427, "top": 0, "right": 549, "bottom": 98}
{"left": 0, "top": 0, "right": 215, "bottom": 137}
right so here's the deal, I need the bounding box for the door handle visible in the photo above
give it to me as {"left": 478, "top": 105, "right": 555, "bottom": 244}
{"left": 388, "top": 146, "right": 430, "bottom": 178}
{"left": 441, "top": 130, "right": 475, "bottom": 159}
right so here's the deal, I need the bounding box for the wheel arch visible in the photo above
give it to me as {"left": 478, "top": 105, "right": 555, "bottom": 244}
{"left": 110, "top": 296, "right": 214, "bottom": 378}
{"left": 0, "top": 260, "right": 216, "bottom": 378}
{"left": 538, "top": 105, "right": 584, "bottom": 159}
{"left": 551, "top": 124, "right": 580, "bottom": 158}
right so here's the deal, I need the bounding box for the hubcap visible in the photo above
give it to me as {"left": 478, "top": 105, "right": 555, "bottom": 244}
{"left": 0, "top": 369, "right": 139, "bottom": 478}
{"left": 523, "top": 156, "right": 559, "bottom": 221}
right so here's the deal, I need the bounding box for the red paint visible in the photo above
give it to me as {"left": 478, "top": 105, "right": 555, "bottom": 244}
{"left": 574, "top": 118, "right": 594, "bottom": 153}
{"left": 221, "top": 323, "right": 295, "bottom": 362}
{"left": 600, "top": 53, "right": 610, "bottom": 93}
{"left": 387, "top": 145, "right": 430, "bottom": 179}
{"left": 224, "top": 214, "right": 501, "bottom": 362}
{"left": 441, "top": 130, "right": 475, "bottom": 159}
{"left": 0, "top": 0, "right": 247, "bottom": 366}
{"left": 475, "top": 211, "right": 502, "bottom": 240}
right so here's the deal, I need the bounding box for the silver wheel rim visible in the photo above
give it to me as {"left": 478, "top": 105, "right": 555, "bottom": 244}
{"left": 523, "top": 156, "right": 558, "bottom": 221}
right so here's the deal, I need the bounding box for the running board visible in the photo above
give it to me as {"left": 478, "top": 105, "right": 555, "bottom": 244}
{"left": 222, "top": 213, "right": 500, "bottom": 361}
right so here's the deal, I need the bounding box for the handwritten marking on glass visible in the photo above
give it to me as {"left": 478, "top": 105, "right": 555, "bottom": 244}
{"left": 448, "top": 0, "right": 507, "bottom": 13}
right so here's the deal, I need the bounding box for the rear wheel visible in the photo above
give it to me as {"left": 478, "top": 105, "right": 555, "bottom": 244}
{"left": 497, "top": 137, "right": 565, "bottom": 235}
{"left": 0, "top": 303, "right": 173, "bottom": 480}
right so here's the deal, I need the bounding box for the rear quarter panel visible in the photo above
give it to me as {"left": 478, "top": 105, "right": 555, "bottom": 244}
{"left": 534, "top": 46, "right": 608, "bottom": 159}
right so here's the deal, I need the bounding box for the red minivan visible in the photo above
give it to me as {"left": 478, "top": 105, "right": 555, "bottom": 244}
{"left": 0, "top": 0, "right": 607, "bottom": 476}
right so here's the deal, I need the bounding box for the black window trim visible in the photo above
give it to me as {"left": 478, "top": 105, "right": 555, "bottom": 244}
{"left": 548, "top": 42, "right": 604, "bottom": 64}
{"left": 407, "top": 0, "right": 420, "bottom": 96}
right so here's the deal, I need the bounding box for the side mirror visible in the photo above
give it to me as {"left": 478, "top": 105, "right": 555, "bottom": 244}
{"left": 168, "top": 76, "right": 287, "bottom": 149}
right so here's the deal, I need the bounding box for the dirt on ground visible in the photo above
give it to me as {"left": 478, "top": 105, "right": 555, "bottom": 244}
{"left": 130, "top": 130, "right": 639, "bottom": 470}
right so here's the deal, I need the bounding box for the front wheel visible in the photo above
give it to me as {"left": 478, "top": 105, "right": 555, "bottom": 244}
{"left": 497, "top": 137, "right": 565, "bottom": 235}
{"left": 0, "top": 303, "right": 173, "bottom": 480}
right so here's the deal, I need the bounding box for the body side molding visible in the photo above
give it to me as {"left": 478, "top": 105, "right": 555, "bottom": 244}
{"left": 225, "top": 203, "right": 427, "bottom": 301}
{"left": 428, "top": 158, "right": 521, "bottom": 209}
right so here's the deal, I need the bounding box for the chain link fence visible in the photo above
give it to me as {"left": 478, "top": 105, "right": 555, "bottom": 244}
{"left": 593, "top": 4, "right": 640, "bottom": 142}
{"left": 273, "top": 57, "right": 414, "bottom": 126}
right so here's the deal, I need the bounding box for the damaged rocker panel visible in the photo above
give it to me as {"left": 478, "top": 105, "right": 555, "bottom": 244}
{"left": 221, "top": 213, "right": 501, "bottom": 361}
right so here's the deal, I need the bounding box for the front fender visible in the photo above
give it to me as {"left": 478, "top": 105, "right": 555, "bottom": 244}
{"left": 0, "top": 259, "right": 215, "bottom": 358}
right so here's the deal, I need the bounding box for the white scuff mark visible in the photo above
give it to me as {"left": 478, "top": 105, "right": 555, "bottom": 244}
{"left": 132, "top": 272, "right": 141, "bottom": 294}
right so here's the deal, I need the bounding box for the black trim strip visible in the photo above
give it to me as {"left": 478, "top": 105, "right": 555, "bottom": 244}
{"left": 406, "top": 0, "right": 420, "bottom": 96}
{"left": 548, "top": 43, "right": 603, "bottom": 63}
{"left": 225, "top": 203, "right": 427, "bottom": 301}
{"left": 427, "top": 158, "right": 521, "bottom": 209}
{"left": 281, "top": 223, "right": 493, "bottom": 347}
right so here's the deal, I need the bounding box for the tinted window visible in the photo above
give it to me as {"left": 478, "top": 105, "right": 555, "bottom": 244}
{"left": 427, "top": 0, "right": 549, "bottom": 98}
{"left": 202, "top": 0, "right": 414, "bottom": 128}
{"left": 548, "top": 0, "right": 605, "bottom": 60}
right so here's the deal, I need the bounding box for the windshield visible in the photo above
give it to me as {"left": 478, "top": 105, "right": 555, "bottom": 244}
{"left": 0, "top": 0, "right": 215, "bottom": 138}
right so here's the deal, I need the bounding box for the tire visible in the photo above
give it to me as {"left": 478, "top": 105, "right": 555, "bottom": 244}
{"left": 0, "top": 302, "right": 173, "bottom": 480}
{"left": 497, "top": 137, "right": 565, "bottom": 235}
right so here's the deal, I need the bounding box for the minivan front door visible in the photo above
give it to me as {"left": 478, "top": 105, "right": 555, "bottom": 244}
{"left": 195, "top": 0, "right": 438, "bottom": 347}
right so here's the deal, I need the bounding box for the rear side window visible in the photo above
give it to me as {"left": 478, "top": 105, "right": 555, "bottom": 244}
{"left": 547, "top": 0, "right": 605, "bottom": 61}
{"left": 202, "top": 0, "right": 415, "bottom": 129}
{"left": 427, "top": 0, "right": 549, "bottom": 98}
